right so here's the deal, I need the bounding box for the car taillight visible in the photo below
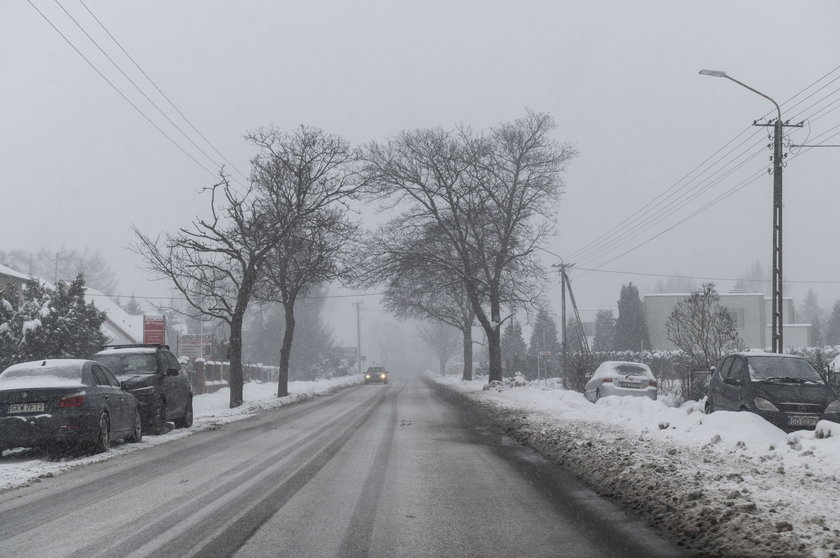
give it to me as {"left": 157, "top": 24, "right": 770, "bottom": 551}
{"left": 602, "top": 378, "right": 612, "bottom": 383}
{"left": 59, "top": 391, "right": 86, "bottom": 408}
{"left": 649, "top": 379, "right": 658, "bottom": 387}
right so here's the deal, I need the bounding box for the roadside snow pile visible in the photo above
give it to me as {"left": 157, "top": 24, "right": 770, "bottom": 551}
{"left": 0, "top": 375, "right": 361, "bottom": 492}
{"left": 434, "top": 376, "right": 840, "bottom": 558}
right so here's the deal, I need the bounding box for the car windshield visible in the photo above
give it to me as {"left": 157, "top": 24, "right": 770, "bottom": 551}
{"left": 747, "top": 357, "right": 824, "bottom": 383}
{"left": 95, "top": 354, "right": 158, "bottom": 376}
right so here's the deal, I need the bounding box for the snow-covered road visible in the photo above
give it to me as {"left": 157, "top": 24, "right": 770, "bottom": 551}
{"left": 432, "top": 375, "right": 840, "bottom": 558}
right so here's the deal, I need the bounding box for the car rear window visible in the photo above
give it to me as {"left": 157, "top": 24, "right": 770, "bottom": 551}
{"left": 614, "top": 364, "right": 650, "bottom": 376}
{"left": 0, "top": 365, "right": 87, "bottom": 388}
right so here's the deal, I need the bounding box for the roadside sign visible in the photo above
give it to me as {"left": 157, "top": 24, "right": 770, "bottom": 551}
{"left": 143, "top": 315, "right": 166, "bottom": 344}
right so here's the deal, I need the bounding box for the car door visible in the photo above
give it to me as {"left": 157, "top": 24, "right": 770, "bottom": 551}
{"left": 709, "top": 357, "right": 733, "bottom": 410}
{"left": 91, "top": 364, "right": 126, "bottom": 432}
{"left": 160, "top": 351, "right": 185, "bottom": 420}
{"left": 719, "top": 356, "right": 747, "bottom": 411}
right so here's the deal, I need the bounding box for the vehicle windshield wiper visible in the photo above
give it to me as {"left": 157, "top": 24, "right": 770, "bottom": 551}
{"left": 762, "top": 376, "right": 808, "bottom": 383}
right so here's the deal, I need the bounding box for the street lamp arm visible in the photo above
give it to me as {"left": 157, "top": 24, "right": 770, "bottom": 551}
{"left": 699, "top": 69, "right": 782, "bottom": 121}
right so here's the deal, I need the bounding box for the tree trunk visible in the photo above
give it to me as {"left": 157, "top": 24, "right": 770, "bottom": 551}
{"left": 486, "top": 296, "right": 503, "bottom": 383}
{"left": 228, "top": 311, "right": 245, "bottom": 408}
{"left": 277, "top": 303, "right": 295, "bottom": 397}
{"left": 461, "top": 326, "right": 473, "bottom": 381}
{"left": 438, "top": 354, "right": 447, "bottom": 376}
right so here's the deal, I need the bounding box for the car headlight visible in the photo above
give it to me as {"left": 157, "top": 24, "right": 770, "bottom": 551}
{"left": 824, "top": 399, "right": 840, "bottom": 414}
{"left": 365, "top": 374, "right": 370, "bottom": 379}
{"left": 380, "top": 374, "right": 386, "bottom": 379}
{"left": 754, "top": 397, "right": 779, "bottom": 412}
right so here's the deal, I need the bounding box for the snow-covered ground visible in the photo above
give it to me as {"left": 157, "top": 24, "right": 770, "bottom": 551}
{"left": 432, "top": 375, "right": 840, "bottom": 558}
{"left": 0, "top": 375, "right": 361, "bottom": 493}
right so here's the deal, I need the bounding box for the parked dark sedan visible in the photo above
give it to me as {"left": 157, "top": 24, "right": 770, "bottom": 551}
{"left": 0, "top": 359, "right": 142, "bottom": 454}
{"left": 706, "top": 352, "right": 840, "bottom": 432}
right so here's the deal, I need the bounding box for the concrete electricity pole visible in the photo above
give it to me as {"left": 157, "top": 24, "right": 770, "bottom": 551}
{"left": 700, "top": 70, "right": 801, "bottom": 353}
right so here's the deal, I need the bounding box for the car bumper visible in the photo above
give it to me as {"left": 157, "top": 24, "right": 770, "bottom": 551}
{"left": 0, "top": 413, "right": 98, "bottom": 449}
{"left": 752, "top": 410, "right": 840, "bottom": 432}
{"left": 598, "top": 384, "right": 657, "bottom": 400}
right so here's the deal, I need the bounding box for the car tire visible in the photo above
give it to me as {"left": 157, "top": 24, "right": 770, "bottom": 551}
{"left": 92, "top": 413, "right": 110, "bottom": 454}
{"left": 127, "top": 410, "right": 143, "bottom": 443}
{"left": 175, "top": 397, "right": 193, "bottom": 429}
{"left": 148, "top": 398, "right": 166, "bottom": 435}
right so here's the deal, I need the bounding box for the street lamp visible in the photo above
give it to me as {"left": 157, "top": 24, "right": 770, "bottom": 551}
{"left": 699, "top": 69, "right": 785, "bottom": 353}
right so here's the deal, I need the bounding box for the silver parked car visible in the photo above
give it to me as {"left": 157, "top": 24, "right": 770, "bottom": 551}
{"left": 584, "top": 361, "right": 658, "bottom": 403}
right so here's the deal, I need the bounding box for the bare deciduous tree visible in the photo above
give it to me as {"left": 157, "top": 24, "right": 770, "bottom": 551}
{"left": 134, "top": 176, "right": 280, "bottom": 408}
{"left": 417, "top": 320, "right": 460, "bottom": 376}
{"left": 360, "top": 221, "right": 477, "bottom": 380}
{"left": 257, "top": 208, "right": 357, "bottom": 397}
{"left": 665, "top": 283, "right": 745, "bottom": 369}
{"left": 362, "top": 111, "right": 576, "bottom": 383}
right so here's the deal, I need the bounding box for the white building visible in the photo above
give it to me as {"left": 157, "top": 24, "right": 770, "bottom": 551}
{"left": 644, "top": 291, "right": 809, "bottom": 351}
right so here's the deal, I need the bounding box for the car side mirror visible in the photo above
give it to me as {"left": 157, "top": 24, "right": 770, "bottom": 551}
{"left": 120, "top": 381, "right": 128, "bottom": 390}
{"left": 710, "top": 366, "right": 716, "bottom": 373}
{"left": 584, "top": 372, "right": 592, "bottom": 379}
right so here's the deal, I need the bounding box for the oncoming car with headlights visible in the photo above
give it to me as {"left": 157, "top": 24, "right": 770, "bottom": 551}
{"left": 364, "top": 366, "right": 388, "bottom": 384}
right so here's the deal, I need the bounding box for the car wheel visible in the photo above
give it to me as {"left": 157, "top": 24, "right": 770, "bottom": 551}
{"left": 92, "top": 413, "right": 110, "bottom": 454}
{"left": 175, "top": 397, "right": 193, "bottom": 429}
{"left": 148, "top": 399, "right": 166, "bottom": 435}
{"left": 127, "top": 410, "right": 143, "bottom": 443}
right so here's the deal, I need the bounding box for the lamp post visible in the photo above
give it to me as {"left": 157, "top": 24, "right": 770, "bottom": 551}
{"left": 699, "top": 69, "right": 784, "bottom": 353}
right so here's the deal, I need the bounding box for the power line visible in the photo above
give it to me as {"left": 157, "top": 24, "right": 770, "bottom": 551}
{"left": 566, "top": 66, "right": 840, "bottom": 268}
{"left": 27, "top": 1, "right": 223, "bottom": 181}
{"left": 76, "top": 0, "right": 251, "bottom": 183}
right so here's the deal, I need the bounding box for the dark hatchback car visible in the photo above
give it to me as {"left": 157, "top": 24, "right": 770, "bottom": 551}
{"left": 92, "top": 344, "right": 193, "bottom": 434}
{"left": 706, "top": 352, "right": 840, "bottom": 431}
{"left": 0, "top": 359, "right": 142, "bottom": 454}
{"left": 364, "top": 366, "right": 388, "bottom": 384}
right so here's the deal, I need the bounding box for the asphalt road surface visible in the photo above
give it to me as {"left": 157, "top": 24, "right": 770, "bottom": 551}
{"left": 0, "top": 376, "right": 686, "bottom": 557}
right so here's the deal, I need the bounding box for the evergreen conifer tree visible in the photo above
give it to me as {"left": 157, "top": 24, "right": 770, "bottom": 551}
{"left": 614, "top": 283, "right": 650, "bottom": 351}
{"left": 501, "top": 319, "right": 528, "bottom": 376}
{"left": 593, "top": 309, "right": 616, "bottom": 351}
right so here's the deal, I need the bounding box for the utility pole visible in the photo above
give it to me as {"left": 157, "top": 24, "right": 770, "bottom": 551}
{"left": 353, "top": 300, "right": 363, "bottom": 376}
{"left": 555, "top": 261, "right": 589, "bottom": 383}
{"left": 699, "top": 70, "right": 802, "bottom": 353}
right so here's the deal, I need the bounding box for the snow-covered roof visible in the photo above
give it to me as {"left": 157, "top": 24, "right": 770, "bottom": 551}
{"left": 0, "top": 264, "right": 31, "bottom": 282}
{"left": 84, "top": 288, "right": 144, "bottom": 345}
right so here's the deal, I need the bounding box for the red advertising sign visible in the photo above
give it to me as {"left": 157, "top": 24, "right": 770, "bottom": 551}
{"left": 143, "top": 314, "right": 166, "bottom": 345}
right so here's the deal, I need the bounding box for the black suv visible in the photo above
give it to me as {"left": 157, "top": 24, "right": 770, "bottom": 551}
{"left": 364, "top": 366, "right": 388, "bottom": 384}
{"left": 706, "top": 352, "right": 840, "bottom": 432}
{"left": 92, "top": 344, "right": 193, "bottom": 434}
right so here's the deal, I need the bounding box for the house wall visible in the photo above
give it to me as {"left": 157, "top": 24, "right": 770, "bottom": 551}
{"left": 645, "top": 292, "right": 768, "bottom": 350}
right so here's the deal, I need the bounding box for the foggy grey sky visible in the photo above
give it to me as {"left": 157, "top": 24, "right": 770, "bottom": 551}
{"left": 2, "top": 1, "right": 840, "bottom": 345}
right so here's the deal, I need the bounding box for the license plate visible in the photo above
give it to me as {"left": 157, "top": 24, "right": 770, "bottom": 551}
{"left": 9, "top": 402, "right": 45, "bottom": 413}
{"left": 619, "top": 382, "right": 641, "bottom": 389}
{"left": 787, "top": 415, "right": 819, "bottom": 427}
